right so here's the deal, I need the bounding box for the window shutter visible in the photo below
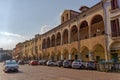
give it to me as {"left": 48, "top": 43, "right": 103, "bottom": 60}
{"left": 116, "top": 19, "right": 120, "bottom": 36}
{"left": 111, "top": 0, "right": 118, "bottom": 10}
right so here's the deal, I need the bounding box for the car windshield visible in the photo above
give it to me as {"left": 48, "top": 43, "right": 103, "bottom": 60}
{"left": 74, "top": 60, "right": 82, "bottom": 62}
{"left": 5, "top": 61, "right": 17, "bottom": 64}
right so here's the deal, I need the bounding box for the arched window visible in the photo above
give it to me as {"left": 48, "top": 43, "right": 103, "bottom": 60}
{"left": 63, "top": 29, "right": 68, "bottom": 44}
{"left": 47, "top": 37, "right": 50, "bottom": 48}
{"left": 71, "top": 25, "right": 78, "bottom": 42}
{"left": 42, "top": 39, "right": 46, "bottom": 49}
{"left": 79, "top": 21, "right": 89, "bottom": 40}
{"left": 51, "top": 35, "right": 55, "bottom": 47}
{"left": 91, "top": 15, "right": 104, "bottom": 37}
{"left": 56, "top": 32, "right": 61, "bottom": 46}
{"left": 91, "top": 15, "right": 103, "bottom": 25}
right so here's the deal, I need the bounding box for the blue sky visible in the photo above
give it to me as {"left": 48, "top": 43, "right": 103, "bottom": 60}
{"left": 0, "top": 0, "right": 100, "bottom": 49}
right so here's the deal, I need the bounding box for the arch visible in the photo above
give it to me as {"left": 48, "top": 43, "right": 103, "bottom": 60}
{"left": 42, "top": 39, "right": 46, "bottom": 49}
{"left": 109, "top": 41, "right": 120, "bottom": 62}
{"left": 79, "top": 21, "right": 89, "bottom": 40}
{"left": 47, "top": 37, "right": 50, "bottom": 48}
{"left": 63, "top": 29, "right": 68, "bottom": 44}
{"left": 56, "top": 32, "right": 61, "bottom": 46}
{"left": 81, "top": 46, "right": 89, "bottom": 61}
{"left": 70, "top": 25, "right": 78, "bottom": 42}
{"left": 110, "top": 41, "right": 120, "bottom": 50}
{"left": 51, "top": 34, "right": 55, "bottom": 47}
{"left": 93, "top": 44, "right": 105, "bottom": 62}
{"left": 63, "top": 48, "right": 69, "bottom": 60}
{"left": 91, "top": 15, "right": 104, "bottom": 37}
{"left": 71, "top": 48, "right": 78, "bottom": 60}
{"left": 91, "top": 15, "right": 103, "bottom": 25}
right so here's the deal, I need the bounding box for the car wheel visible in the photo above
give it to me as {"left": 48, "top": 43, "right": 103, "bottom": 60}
{"left": 16, "top": 69, "right": 19, "bottom": 72}
{"left": 4, "top": 70, "right": 8, "bottom": 73}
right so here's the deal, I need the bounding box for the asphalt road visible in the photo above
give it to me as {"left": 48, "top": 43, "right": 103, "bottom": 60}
{"left": 0, "top": 63, "right": 120, "bottom": 80}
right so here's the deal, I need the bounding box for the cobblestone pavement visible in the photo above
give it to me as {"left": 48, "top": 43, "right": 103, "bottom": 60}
{"left": 0, "top": 63, "right": 120, "bottom": 80}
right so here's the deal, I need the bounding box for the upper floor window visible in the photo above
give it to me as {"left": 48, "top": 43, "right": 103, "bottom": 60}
{"left": 66, "top": 14, "right": 68, "bottom": 20}
{"left": 62, "top": 16, "right": 64, "bottom": 22}
{"left": 111, "top": 0, "right": 119, "bottom": 10}
{"left": 111, "top": 18, "right": 120, "bottom": 37}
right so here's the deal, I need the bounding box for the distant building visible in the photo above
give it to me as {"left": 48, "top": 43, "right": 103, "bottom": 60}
{"left": 0, "top": 49, "right": 12, "bottom": 61}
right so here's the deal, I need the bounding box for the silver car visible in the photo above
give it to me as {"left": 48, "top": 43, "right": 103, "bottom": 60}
{"left": 3, "top": 60, "right": 19, "bottom": 72}
{"left": 46, "top": 60, "right": 57, "bottom": 66}
{"left": 72, "top": 60, "right": 85, "bottom": 69}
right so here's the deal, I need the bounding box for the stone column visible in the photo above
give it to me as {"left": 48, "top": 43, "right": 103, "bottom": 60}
{"left": 78, "top": 52, "right": 82, "bottom": 59}
{"left": 68, "top": 27, "right": 71, "bottom": 43}
{"left": 68, "top": 53, "right": 72, "bottom": 60}
{"left": 105, "top": 49, "right": 110, "bottom": 62}
{"left": 61, "top": 31, "right": 63, "bottom": 45}
{"left": 89, "top": 52, "right": 93, "bottom": 61}
{"left": 61, "top": 54, "right": 64, "bottom": 60}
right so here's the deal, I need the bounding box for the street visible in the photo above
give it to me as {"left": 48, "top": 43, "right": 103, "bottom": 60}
{"left": 0, "top": 63, "right": 120, "bottom": 80}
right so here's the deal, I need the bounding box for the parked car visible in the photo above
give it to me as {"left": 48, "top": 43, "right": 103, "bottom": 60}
{"left": 46, "top": 60, "right": 57, "bottom": 66}
{"left": 85, "top": 61, "right": 96, "bottom": 70}
{"left": 63, "top": 60, "right": 73, "bottom": 68}
{"left": 38, "top": 60, "right": 43, "bottom": 65}
{"left": 71, "top": 60, "right": 85, "bottom": 69}
{"left": 29, "top": 60, "right": 38, "bottom": 65}
{"left": 57, "top": 60, "right": 64, "bottom": 67}
{"left": 24, "top": 60, "right": 30, "bottom": 64}
{"left": 18, "top": 60, "right": 24, "bottom": 65}
{"left": 3, "top": 60, "right": 19, "bottom": 73}
{"left": 42, "top": 60, "right": 48, "bottom": 65}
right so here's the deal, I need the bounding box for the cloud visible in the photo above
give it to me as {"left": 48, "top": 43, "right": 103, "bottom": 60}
{"left": 40, "top": 25, "right": 55, "bottom": 34}
{"left": 0, "top": 31, "right": 25, "bottom": 38}
{"left": 0, "top": 32, "right": 27, "bottom": 49}
{"left": 59, "top": 11, "right": 63, "bottom": 16}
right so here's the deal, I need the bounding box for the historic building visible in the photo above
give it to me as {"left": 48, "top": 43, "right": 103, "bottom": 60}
{"left": 41, "top": 2, "right": 107, "bottom": 62}
{"left": 13, "top": 0, "right": 120, "bottom": 62}
{"left": 0, "top": 48, "right": 12, "bottom": 61}
{"left": 102, "top": 0, "right": 120, "bottom": 62}
{"left": 13, "top": 43, "right": 23, "bottom": 60}
{"left": 15, "top": 34, "right": 42, "bottom": 60}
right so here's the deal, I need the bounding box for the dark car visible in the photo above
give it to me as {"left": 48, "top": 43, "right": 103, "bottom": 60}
{"left": 85, "top": 61, "right": 96, "bottom": 70}
{"left": 63, "top": 60, "right": 73, "bottom": 68}
{"left": 57, "top": 60, "right": 64, "bottom": 67}
{"left": 18, "top": 60, "right": 24, "bottom": 65}
{"left": 42, "top": 60, "right": 48, "bottom": 65}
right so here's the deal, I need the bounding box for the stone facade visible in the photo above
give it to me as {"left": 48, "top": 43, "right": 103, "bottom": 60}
{"left": 102, "top": 0, "right": 120, "bottom": 62}
{"left": 13, "top": 0, "right": 120, "bottom": 62}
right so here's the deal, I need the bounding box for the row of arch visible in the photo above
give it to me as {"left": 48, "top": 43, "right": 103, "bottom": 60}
{"left": 42, "top": 15, "right": 104, "bottom": 49}
{"left": 42, "top": 44, "right": 105, "bottom": 62}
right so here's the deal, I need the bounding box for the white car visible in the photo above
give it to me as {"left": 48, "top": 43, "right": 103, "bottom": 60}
{"left": 3, "top": 60, "right": 19, "bottom": 72}
{"left": 46, "top": 60, "right": 57, "bottom": 66}
{"left": 71, "top": 60, "right": 85, "bottom": 69}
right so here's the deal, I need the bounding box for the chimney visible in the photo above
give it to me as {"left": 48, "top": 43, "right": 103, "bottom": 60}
{"left": 79, "top": 6, "right": 89, "bottom": 12}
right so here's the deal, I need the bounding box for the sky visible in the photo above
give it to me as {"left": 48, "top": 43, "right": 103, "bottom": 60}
{"left": 0, "top": 0, "right": 100, "bottom": 50}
